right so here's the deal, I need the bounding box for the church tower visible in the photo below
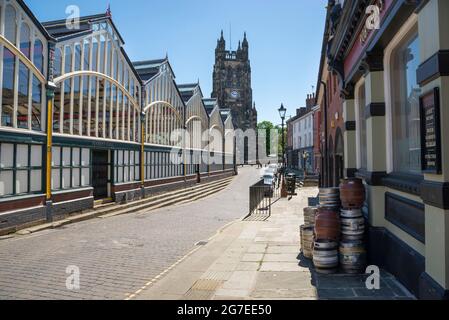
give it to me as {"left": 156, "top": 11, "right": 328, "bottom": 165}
{"left": 211, "top": 31, "right": 257, "bottom": 130}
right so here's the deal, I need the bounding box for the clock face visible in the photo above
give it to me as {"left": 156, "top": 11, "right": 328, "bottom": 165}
{"left": 230, "top": 90, "right": 239, "bottom": 99}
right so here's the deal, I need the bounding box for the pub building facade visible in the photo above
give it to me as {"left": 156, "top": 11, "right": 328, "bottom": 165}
{"left": 0, "top": 0, "right": 236, "bottom": 235}
{"left": 321, "top": 0, "right": 449, "bottom": 299}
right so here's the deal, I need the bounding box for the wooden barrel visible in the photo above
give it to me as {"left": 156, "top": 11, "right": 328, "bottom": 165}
{"left": 313, "top": 240, "right": 339, "bottom": 274}
{"left": 299, "top": 225, "right": 304, "bottom": 253}
{"left": 319, "top": 188, "right": 341, "bottom": 209}
{"left": 341, "top": 216, "right": 365, "bottom": 241}
{"left": 341, "top": 208, "right": 363, "bottom": 219}
{"left": 315, "top": 207, "right": 341, "bottom": 241}
{"left": 340, "top": 178, "right": 365, "bottom": 209}
{"left": 339, "top": 240, "right": 367, "bottom": 274}
{"left": 302, "top": 226, "right": 314, "bottom": 259}
{"left": 304, "top": 207, "right": 318, "bottom": 227}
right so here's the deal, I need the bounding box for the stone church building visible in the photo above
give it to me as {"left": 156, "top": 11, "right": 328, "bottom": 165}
{"left": 211, "top": 31, "right": 258, "bottom": 130}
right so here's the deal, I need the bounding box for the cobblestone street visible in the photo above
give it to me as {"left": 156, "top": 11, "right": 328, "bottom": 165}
{"left": 0, "top": 167, "right": 260, "bottom": 300}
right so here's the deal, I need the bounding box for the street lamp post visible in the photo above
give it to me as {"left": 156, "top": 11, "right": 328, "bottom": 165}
{"left": 278, "top": 104, "right": 287, "bottom": 198}
{"left": 278, "top": 104, "right": 287, "bottom": 166}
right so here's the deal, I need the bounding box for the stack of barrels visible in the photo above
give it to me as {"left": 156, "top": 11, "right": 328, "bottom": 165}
{"left": 339, "top": 178, "right": 367, "bottom": 274}
{"left": 300, "top": 207, "right": 317, "bottom": 259}
{"left": 313, "top": 188, "right": 341, "bottom": 274}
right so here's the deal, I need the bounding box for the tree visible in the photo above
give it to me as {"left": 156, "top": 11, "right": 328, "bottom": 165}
{"left": 257, "top": 121, "right": 274, "bottom": 157}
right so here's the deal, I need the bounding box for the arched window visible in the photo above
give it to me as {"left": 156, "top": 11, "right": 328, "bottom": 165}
{"left": 74, "top": 43, "right": 81, "bottom": 71}
{"left": 20, "top": 22, "right": 31, "bottom": 59}
{"left": 31, "top": 75, "right": 42, "bottom": 131}
{"left": 4, "top": 5, "right": 17, "bottom": 44}
{"left": 54, "top": 48, "right": 62, "bottom": 78}
{"left": 99, "top": 35, "right": 106, "bottom": 73}
{"left": 83, "top": 39, "right": 90, "bottom": 70}
{"left": 64, "top": 45, "right": 72, "bottom": 74}
{"left": 1, "top": 48, "right": 15, "bottom": 127}
{"left": 91, "top": 37, "right": 98, "bottom": 71}
{"left": 33, "top": 39, "right": 44, "bottom": 74}
{"left": 17, "top": 62, "right": 30, "bottom": 129}
{"left": 63, "top": 46, "right": 72, "bottom": 133}
{"left": 89, "top": 77, "right": 97, "bottom": 136}
{"left": 106, "top": 40, "right": 112, "bottom": 76}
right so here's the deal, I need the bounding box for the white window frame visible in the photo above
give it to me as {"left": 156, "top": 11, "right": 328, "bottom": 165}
{"left": 383, "top": 13, "right": 419, "bottom": 174}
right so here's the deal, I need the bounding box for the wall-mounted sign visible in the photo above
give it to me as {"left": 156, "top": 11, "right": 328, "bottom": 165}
{"left": 419, "top": 87, "right": 442, "bottom": 174}
{"left": 360, "top": 0, "right": 384, "bottom": 45}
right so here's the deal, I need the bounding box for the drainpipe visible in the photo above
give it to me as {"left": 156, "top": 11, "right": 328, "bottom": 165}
{"left": 320, "top": 80, "right": 329, "bottom": 188}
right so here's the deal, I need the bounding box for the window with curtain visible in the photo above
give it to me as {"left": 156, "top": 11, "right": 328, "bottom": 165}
{"left": 390, "top": 27, "right": 421, "bottom": 174}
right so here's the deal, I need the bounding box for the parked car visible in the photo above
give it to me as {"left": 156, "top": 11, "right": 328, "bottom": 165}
{"left": 268, "top": 164, "right": 278, "bottom": 175}
{"left": 263, "top": 173, "right": 276, "bottom": 186}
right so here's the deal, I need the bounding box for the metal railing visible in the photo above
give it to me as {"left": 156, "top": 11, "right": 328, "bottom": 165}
{"left": 248, "top": 179, "right": 281, "bottom": 217}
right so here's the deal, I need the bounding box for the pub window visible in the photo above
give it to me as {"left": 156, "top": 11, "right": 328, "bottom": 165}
{"left": 0, "top": 143, "right": 43, "bottom": 197}
{"left": 51, "top": 147, "right": 91, "bottom": 191}
{"left": 390, "top": 26, "right": 421, "bottom": 174}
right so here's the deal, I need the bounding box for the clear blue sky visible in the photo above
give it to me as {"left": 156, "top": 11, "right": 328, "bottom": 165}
{"left": 26, "top": 0, "right": 327, "bottom": 123}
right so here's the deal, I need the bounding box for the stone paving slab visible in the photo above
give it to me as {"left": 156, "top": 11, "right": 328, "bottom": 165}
{"left": 136, "top": 185, "right": 415, "bottom": 301}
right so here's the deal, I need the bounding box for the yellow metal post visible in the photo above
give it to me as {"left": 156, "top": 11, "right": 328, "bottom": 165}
{"left": 141, "top": 112, "right": 145, "bottom": 189}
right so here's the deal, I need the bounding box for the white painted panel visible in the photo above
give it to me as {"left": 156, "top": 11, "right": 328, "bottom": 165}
{"left": 62, "top": 168, "right": 70, "bottom": 188}
{"left": 52, "top": 147, "right": 61, "bottom": 166}
{"left": 124, "top": 150, "right": 129, "bottom": 164}
{"left": 62, "top": 148, "right": 71, "bottom": 166}
{"left": 81, "top": 148, "right": 90, "bottom": 166}
{"left": 31, "top": 145, "right": 42, "bottom": 167}
{"left": 30, "top": 170, "right": 42, "bottom": 192}
{"left": 118, "top": 150, "right": 123, "bottom": 165}
{"left": 118, "top": 166, "right": 123, "bottom": 182}
{"left": 52, "top": 169, "right": 60, "bottom": 190}
{"left": 81, "top": 168, "right": 90, "bottom": 186}
{"left": 1, "top": 144, "right": 14, "bottom": 168}
{"left": 72, "top": 148, "right": 80, "bottom": 166}
{"left": 0, "top": 171, "right": 13, "bottom": 195}
{"left": 72, "top": 168, "right": 80, "bottom": 187}
{"left": 124, "top": 166, "right": 129, "bottom": 182}
{"left": 16, "top": 145, "right": 28, "bottom": 168}
{"left": 16, "top": 171, "right": 28, "bottom": 194}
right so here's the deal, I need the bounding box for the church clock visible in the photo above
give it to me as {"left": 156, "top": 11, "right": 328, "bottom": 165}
{"left": 230, "top": 90, "right": 239, "bottom": 99}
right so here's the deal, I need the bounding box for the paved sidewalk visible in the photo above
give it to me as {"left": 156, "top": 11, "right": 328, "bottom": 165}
{"left": 135, "top": 187, "right": 415, "bottom": 300}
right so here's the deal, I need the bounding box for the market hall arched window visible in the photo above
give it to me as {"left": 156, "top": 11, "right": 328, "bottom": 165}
{"left": 33, "top": 39, "right": 44, "bottom": 74}
{"left": 19, "top": 22, "right": 31, "bottom": 59}
{"left": 389, "top": 26, "right": 421, "bottom": 175}
{"left": 1, "top": 48, "right": 15, "bottom": 127}
{"left": 4, "top": 5, "right": 17, "bottom": 44}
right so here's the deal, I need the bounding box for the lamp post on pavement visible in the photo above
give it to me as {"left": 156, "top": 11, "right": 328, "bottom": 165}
{"left": 278, "top": 104, "right": 288, "bottom": 198}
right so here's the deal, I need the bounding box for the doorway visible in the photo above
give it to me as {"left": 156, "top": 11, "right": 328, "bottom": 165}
{"left": 92, "top": 150, "right": 109, "bottom": 200}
